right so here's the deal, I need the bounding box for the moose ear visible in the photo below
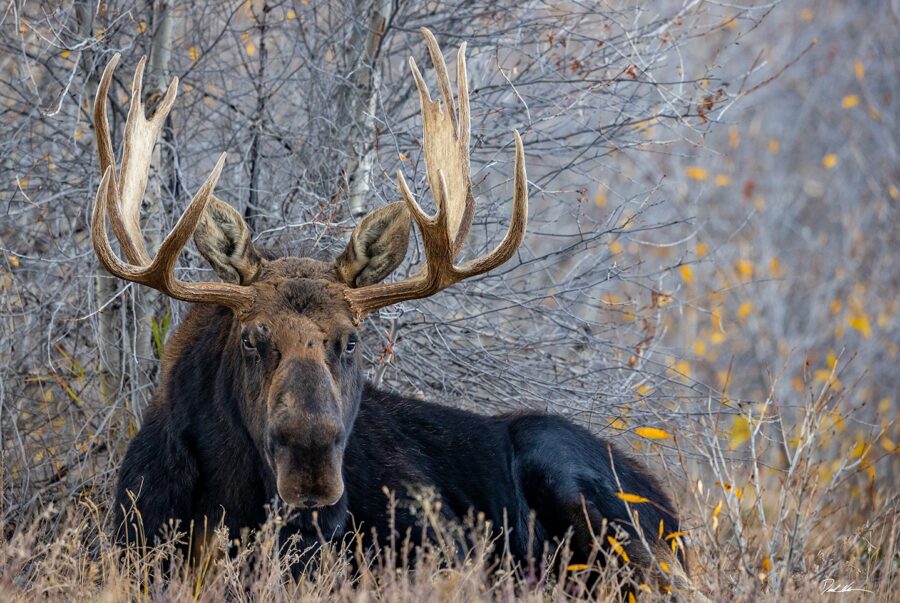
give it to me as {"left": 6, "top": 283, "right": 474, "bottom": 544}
{"left": 194, "top": 197, "right": 262, "bottom": 285}
{"left": 336, "top": 201, "right": 411, "bottom": 287}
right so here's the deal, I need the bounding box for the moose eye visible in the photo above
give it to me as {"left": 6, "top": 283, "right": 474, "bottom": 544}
{"left": 241, "top": 332, "right": 255, "bottom": 351}
{"left": 344, "top": 337, "right": 357, "bottom": 355}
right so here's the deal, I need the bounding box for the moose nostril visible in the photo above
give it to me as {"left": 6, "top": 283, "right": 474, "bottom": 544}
{"left": 302, "top": 498, "right": 318, "bottom": 508}
{"left": 306, "top": 339, "right": 313, "bottom": 348}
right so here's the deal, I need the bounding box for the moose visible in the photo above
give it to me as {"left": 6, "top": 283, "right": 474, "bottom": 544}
{"left": 92, "top": 29, "right": 691, "bottom": 590}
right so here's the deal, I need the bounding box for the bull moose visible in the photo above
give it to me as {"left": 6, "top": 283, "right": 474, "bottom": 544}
{"left": 93, "top": 29, "right": 691, "bottom": 591}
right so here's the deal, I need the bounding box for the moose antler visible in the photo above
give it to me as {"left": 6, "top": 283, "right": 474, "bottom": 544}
{"left": 345, "top": 28, "right": 528, "bottom": 316}
{"left": 91, "top": 54, "right": 254, "bottom": 315}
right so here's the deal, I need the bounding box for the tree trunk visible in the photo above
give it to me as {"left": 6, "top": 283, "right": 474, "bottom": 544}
{"left": 245, "top": 0, "right": 270, "bottom": 231}
{"left": 79, "top": 0, "right": 123, "bottom": 406}
{"left": 344, "top": 0, "right": 393, "bottom": 220}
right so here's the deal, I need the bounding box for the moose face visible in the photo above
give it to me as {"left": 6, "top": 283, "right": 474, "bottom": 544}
{"left": 192, "top": 200, "right": 411, "bottom": 508}
{"left": 236, "top": 271, "right": 361, "bottom": 508}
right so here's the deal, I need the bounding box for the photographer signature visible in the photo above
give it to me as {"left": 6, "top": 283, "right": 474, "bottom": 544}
{"left": 820, "top": 578, "right": 873, "bottom": 595}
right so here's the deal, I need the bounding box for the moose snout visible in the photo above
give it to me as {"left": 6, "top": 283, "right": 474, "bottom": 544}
{"left": 272, "top": 442, "right": 345, "bottom": 508}
{"left": 268, "top": 417, "right": 346, "bottom": 508}
{"left": 266, "top": 359, "right": 348, "bottom": 508}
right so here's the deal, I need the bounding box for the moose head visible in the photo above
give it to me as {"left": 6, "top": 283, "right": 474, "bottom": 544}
{"left": 91, "top": 29, "right": 527, "bottom": 509}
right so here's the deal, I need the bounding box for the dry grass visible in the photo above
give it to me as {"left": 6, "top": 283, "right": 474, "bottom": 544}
{"left": 1, "top": 372, "right": 896, "bottom": 602}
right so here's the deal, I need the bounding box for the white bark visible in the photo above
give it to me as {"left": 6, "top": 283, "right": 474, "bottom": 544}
{"left": 344, "top": 0, "right": 392, "bottom": 219}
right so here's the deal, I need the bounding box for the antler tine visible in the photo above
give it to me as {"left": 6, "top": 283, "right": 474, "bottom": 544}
{"left": 457, "top": 130, "right": 527, "bottom": 277}
{"left": 408, "top": 28, "right": 475, "bottom": 256}
{"left": 117, "top": 56, "right": 178, "bottom": 262}
{"left": 94, "top": 53, "right": 141, "bottom": 264}
{"left": 420, "top": 28, "right": 458, "bottom": 139}
{"left": 344, "top": 29, "right": 528, "bottom": 317}
{"left": 91, "top": 55, "right": 254, "bottom": 315}
{"left": 153, "top": 153, "right": 227, "bottom": 279}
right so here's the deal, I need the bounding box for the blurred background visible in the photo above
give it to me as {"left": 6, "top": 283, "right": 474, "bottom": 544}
{"left": 1, "top": 0, "right": 897, "bottom": 599}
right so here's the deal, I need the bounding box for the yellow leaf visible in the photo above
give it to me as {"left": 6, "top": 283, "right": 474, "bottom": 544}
{"left": 8, "top": 255, "right": 20, "bottom": 269}
{"left": 658, "top": 519, "right": 664, "bottom": 539}
{"left": 566, "top": 563, "right": 589, "bottom": 571}
{"left": 616, "top": 492, "right": 650, "bottom": 504}
{"left": 854, "top": 61, "right": 865, "bottom": 81}
{"left": 799, "top": 8, "right": 814, "bottom": 20}
{"left": 889, "top": 185, "right": 898, "bottom": 200}
{"left": 696, "top": 242, "right": 709, "bottom": 257}
{"left": 693, "top": 339, "right": 707, "bottom": 357}
{"left": 714, "top": 174, "right": 731, "bottom": 186}
{"left": 665, "top": 531, "right": 686, "bottom": 541}
{"left": 189, "top": 47, "right": 199, "bottom": 61}
{"left": 847, "top": 313, "right": 872, "bottom": 338}
{"left": 594, "top": 189, "right": 607, "bottom": 208}
{"left": 728, "top": 126, "right": 740, "bottom": 149}
{"left": 61, "top": 50, "right": 70, "bottom": 59}
{"left": 822, "top": 153, "right": 838, "bottom": 169}
{"left": 841, "top": 95, "right": 859, "bottom": 109}
{"left": 728, "top": 415, "right": 750, "bottom": 449}
{"left": 628, "top": 593, "right": 637, "bottom": 603}
{"left": 735, "top": 259, "right": 753, "bottom": 278}
{"left": 851, "top": 436, "right": 870, "bottom": 459}
{"left": 828, "top": 411, "right": 846, "bottom": 432}
{"left": 286, "top": 9, "right": 296, "bottom": 19}
{"left": 635, "top": 384, "right": 651, "bottom": 396}
{"left": 768, "top": 138, "right": 780, "bottom": 155}
{"left": 607, "top": 536, "right": 630, "bottom": 563}
{"left": 609, "top": 240, "right": 623, "bottom": 254}
{"left": 737, "top": 301, "right": 752, "bottom": 320}
{"left": 398, "top": 152, "right": 409, "bottom": 161}
{"left": 769, "top": 256, "right": 782, "bottom": 276}
{"left": 712, "top": 499, "right": 723, "bottom": 517}
{"left": 880, "top": 437, "right": 896, "bottom": 453}
{"left": 761, "top": 556, "right": 772, "bottom": 573}
{"left": 685, "top": 166, "right": 708, "bottom": 181}
{"left": 634, "top": 427, "right": 671, "bottom": 440}
{"left": 246, "top": 42, "right": 256, "bottom": 56}
{"left": 609, "top": 418, "right": 628, "bottom": 430}
{"left": 660, "top": 561, "right": 670, "bottom": 573}
{"left": 138, "top": 21, "right": 147, "bottom": 33}
{"left": 679, "top": 264, "right": 693, "bottom": 284}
